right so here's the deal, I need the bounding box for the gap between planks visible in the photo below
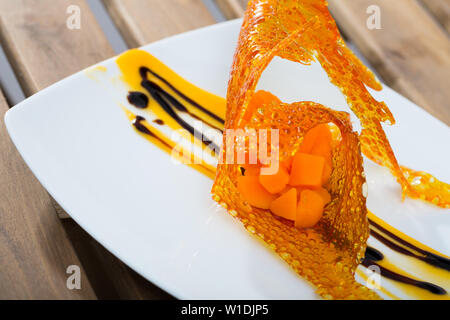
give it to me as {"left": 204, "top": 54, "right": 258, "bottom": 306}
{"left": 102, "top": 0, "right": 217, "bottom": 48}
{"left": 418, "top": 0, "right": 450, "bottom": 34}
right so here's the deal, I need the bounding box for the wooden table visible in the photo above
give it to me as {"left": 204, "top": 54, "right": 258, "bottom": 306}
{"left": 0, "top": 0, "right": 448, "bottom": 299}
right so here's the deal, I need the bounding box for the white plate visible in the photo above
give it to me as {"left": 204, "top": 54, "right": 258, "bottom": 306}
{"left": 5, "top": 19, "right": 450, "bottom": 299}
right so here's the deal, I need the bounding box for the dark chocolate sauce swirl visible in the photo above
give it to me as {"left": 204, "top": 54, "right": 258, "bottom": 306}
{"left": 365, "top": 246, "right": 384, "bottom": 262}
{"left": 140, "top": 66, "right": 224, "bottom": 124}
{"left": 362, "top": 258, "right": 447, "bottom": 295}
{"left": 141, "top": 79, "right": 220, "bottom": 154}
{"left": 132, "top": 116, "right": 153, "bottom": 135}
{"left": 146, "top": 80, "right": 223, "bottom": 132}
{"left": 369, "top": 219, "right": 450, "bottom": 271}
{"left": 132, "top": 116, "right": 172, "bottom": 150}
{"left": 127, "top": 91, "right": 149, "bottom": 109}
{"left": 363, "top": 236, "right": 448, "bottom": 295}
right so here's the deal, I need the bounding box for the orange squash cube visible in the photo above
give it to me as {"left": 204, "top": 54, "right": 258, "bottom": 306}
{"left": 315, "top": 187, "right": 332, "bottom": 205}
{"left": 241, "top": 164, "right": 261, "bottom": 176}
{"left": 237, "top": 175, "right": 276, "bottom": 209}
{"left": 281, "top": 157, "right": 293, "bottom": 172}
{"left": 243, "top": 90, "right": 281, "bottom": 122}
{"left": 296, "top": 190, "right": 325, "bottom": 228}
{"left": 298, "top": 127, "right": 320, "bottom": 154}
{"left": 289, "top": 153, "right": 325, "bottom": 188}
{"left": 311, "top": 141, "right": 332, "bottom": 167}
{"left": 270, "top": 188, "right": 297, "bottom": 221}
{"left": 299, "top": 124, "right": 331, "bottom": 153}
{"left": 321, "top": 162, "right": 332, "bottom": 185}
{"left": 259, "top": 165, "right": 290, "bottom": 194}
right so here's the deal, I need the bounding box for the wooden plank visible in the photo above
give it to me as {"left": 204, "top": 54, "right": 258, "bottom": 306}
{"left": 215, "top": 0, "right": 246, "bottom": 19}
{"left": 103, "top": 0, "right": 216, "bottom": 47}
{"left": 327, "top": 0, "right": 450, "bottom": 125}
{"left": 0, "top": 0, "right": 115, "bottom": 96}
{"left": 215, "top": 0, "right": 355, "bottom": 41}
{"left": 0, "top": 90, "right": 96, "bottom": 299}
{"left": 0, "top": 0, "right": 170, "bottom": 299}
{"left": 419, "top": 0, "right": 450, "bottom": 33}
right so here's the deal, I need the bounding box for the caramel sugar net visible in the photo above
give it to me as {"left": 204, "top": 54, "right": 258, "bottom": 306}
{"left": 213, "top": 99, "right": 379, "bottom": 299}
{"left": 221, "top": 0, "right": 449, "bottom": 208}
{"left": 212, "top": 0, "right": 449, "bottom": 299}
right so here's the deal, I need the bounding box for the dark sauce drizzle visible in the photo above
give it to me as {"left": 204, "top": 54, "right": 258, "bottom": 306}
{"left": 140, "top": 80, "right": 220, "bottom": 154}
{"left": 369, "top": 219, "right": 450, "bottom": 271}
{"left": 362, "top": 240, "right": 448, "bottom": 295}
{"left": 365, "top": 246, "right": 384, "bottom": 262}
{"left": 127, "top": 91, "right": 149, "bottom": 109}
{"left": 127, "top": 65, "right": 450, "bottom": 297}
{"left": 362, "top": 258, "right": 447, "bottom": 295}
{"left": 147, "top": 80, "right": 223, "bottom": 132}
{"left": 132, "top": 115, "right": 214, "bottom": 176}
{"left": 132, "top": 116, "right": 152, "bottom": 135}
{"left": 140, "top": 67, "right": 224, "bottom": 125}
{"left": 132, "top": 116, "right": 172, "bottom": 150}
{"left": 364, "top": 246, "right": 446, "bottom": 294}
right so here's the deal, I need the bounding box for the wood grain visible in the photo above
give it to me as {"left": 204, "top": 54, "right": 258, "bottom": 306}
{"left": 419, "top": 0, "right": 450, "bottom": 33}
{"left": 0, "top": 0, "right": 115, "bottom": 96}
{"left": 103, "top": 0, "right": 216, "bottom": 48}
{"left": 216, "top": 0, "right": 246, "bottom": 19}
{"left": 0, "top": 0, "right": 171, "bottom": 299}
{"left": 0, "top": 90, "right": 96, "bottom": 299}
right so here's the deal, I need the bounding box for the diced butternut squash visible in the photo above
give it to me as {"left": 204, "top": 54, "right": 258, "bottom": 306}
{"left": 279, "top": 185, "right": 296, "bottom": 196}
{"left": 322, "top": 162, "right": 332, "bottom": 185}
{"left": 298, "top": 124, "right": 330, "bottom": 152}
{"left": 296, "top": 190, "right": 325, "bottom": 228}
{"left": 281, "top": 157, "right": 293, "bottom": 172}
{"left": 308, "top": 125, "right": 332, "bottom": 165}
{"left": 241, "top": 164, "right": 260, "bottom": 176}
{"left": 237, "top": 175, "right": 276, "bottom": 209}
{"left": 315, "top": 124, "right": 332, "bottom": 145}
{"left": 298, "top": 127, "right": 320, "bottom": 154}
{"left": 270, "top": 188, "right": 297, "bottom": 221}
{"left": 294, "top": 185, "right": 308, "bottom": 194}
{"left": 295, "top": 187, "right": 312, "bottom": 204}
{"left": 315, "top": 187, "right": 331, "bottom": 205}
{"left": 289, "top": 153, "right": 325, "bottom": 188}
{"left": 259, "top": 165, "right": 290, "bottom": 194}
{"left": 236, "top": 120, "right": 334, "bottom": 223}
{"left": 311, "top": 142, "right": 331, "bottom": 165}
{"left": 243, "top": 90, "right": 281, "bottom": 122}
